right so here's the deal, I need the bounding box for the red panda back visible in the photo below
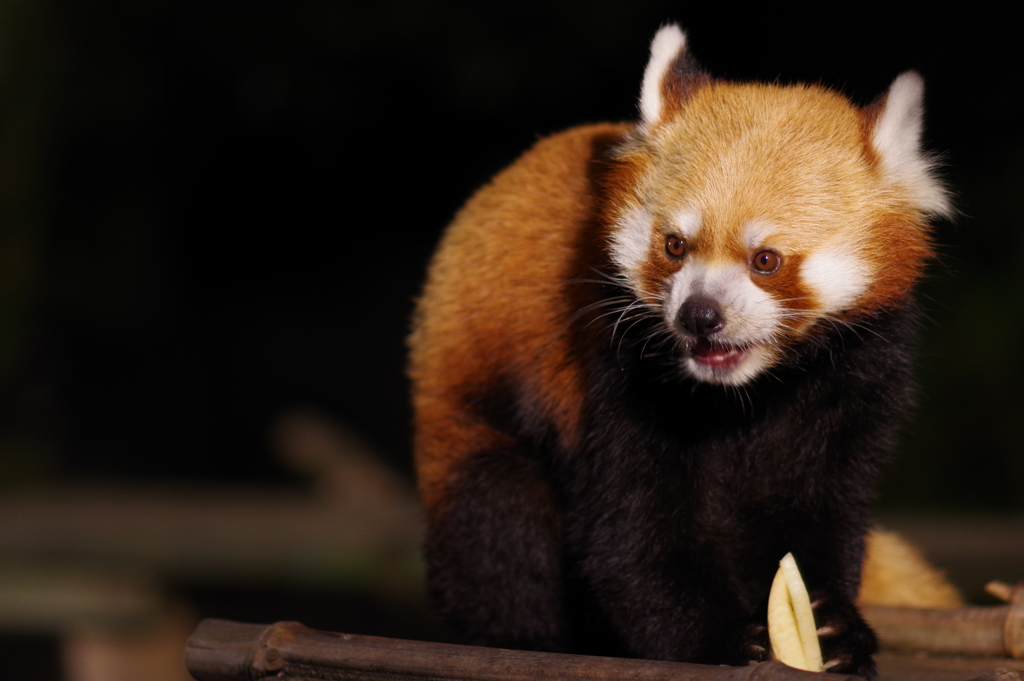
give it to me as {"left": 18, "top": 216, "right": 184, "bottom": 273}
{"left": 409, "top": 123, "right": 628, "bottom": 509}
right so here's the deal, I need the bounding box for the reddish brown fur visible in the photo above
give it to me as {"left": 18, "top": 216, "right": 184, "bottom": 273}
{"left": 854, "top": 214, "right": 933, "bottom": 314}
{"left": 410, "top": 123, "right": 630, "bottom": 510}
{"left": 657, "top": 51, "right": 711, "bottom": 124}
{"left": 638, "top": 229, "right": 683, "bottom": 303}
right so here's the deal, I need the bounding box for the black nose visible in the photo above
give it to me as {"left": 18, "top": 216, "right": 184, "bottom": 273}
{"left": 678, "top": 296, "right": 724, "bottom": 336}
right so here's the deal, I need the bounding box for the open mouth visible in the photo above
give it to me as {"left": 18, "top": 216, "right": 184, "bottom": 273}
{"left": 688, "top": 337, "right": 751, "bottom": 369}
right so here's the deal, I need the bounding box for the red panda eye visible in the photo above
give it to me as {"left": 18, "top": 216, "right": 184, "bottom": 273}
{"left": 752, "top": 250, "right": 781, "bottom": 274}
{"left": 666, "top": 235, "right": 687, "bottom": 258}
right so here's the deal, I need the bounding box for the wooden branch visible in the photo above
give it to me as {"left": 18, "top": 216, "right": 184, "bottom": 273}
{"left": 184, "top": 618, "right": 1024, "bottom": 681}
{"left": 864, "top": 605, "right": 1009, "bottom": 657}
{"left": 862, "top": 582, "right": 1024, "bottom": 659}
{"left": 184, "top": 586, "right": 1024, "bottom": 680}
{"left": 185, "top": 619, "right": 859, "bottom": 681}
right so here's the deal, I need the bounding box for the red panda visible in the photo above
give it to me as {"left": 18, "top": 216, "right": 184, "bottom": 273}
{"left": 409, "top": 25, "right": 956, "bottom": 677}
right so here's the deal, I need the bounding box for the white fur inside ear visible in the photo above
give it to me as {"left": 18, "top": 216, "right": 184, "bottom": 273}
{"left": 801, "top": 248, "right": 871, "bottom": 313}
{"left": 871, "top": 72, "right": 951, "bottom": 217}
{"left": 640, "top": 24, "right": 687, "bottom": 130}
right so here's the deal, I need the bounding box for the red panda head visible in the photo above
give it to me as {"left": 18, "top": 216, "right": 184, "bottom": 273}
{"left": 606, "top": 25, "right": 952, "bottom": 386}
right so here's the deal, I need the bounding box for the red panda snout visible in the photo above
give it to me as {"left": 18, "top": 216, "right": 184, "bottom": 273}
{"left": 678, "top": 296, "right": 724, "bottom": 337}
{"left": 661, "top": 257, "right": 784, "bottom": 386}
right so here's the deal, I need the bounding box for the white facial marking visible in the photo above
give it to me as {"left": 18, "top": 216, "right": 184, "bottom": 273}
{"left": 610, "top": 206, "right": 653, "bottom": 285}
{"left": 639, "top": 25, "right": 687, "bottom": 130}
{"left": 664, "top": 259, "right": 784, "bottom": 385}
{"left": 801, "top": 248, "right": 871, "bottom": 313}
{"left": 742, "top": 220, "right": 774, "bottom": 250}
{"left": 664, "top": 260, "right": 702, "bottom": 316}
{"left": 671, "top": 208, "right": 702, "bottom": 240}
{"left": 696, "top": 262, "right": 782, "bottom": 344}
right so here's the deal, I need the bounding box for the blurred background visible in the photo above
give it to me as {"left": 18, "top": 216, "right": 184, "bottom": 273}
{"left": 1, "top": 2, "right": 1022, "bottom": 679}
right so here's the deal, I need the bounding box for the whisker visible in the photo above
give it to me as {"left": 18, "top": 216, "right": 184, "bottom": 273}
{"left": 567, "top": 296, "right": 633, "bottom": 324}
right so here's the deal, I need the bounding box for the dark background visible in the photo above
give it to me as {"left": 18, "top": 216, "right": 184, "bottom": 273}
{"left": 4, "top": 2, "right": 1021, "bottom": 508}
{"left": 2, "top": 2, "right": 1022, "bottom": 678}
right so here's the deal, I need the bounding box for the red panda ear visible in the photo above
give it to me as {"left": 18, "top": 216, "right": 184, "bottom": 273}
{"left": 639, "top": 25, "right": 710, "bottom": 132}
{"left": 869, "top": 72, "right": 953, "bottom": 217}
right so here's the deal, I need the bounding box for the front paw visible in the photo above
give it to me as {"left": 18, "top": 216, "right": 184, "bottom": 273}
{"left": 811, "top": 595, "right": 878, "bottom": 678}
{"left": 743, "top": 623, "right": 770, "bottom": 664}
